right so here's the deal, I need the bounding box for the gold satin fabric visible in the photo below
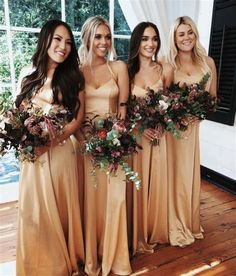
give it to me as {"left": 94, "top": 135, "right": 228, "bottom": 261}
{"left": 166, "top": 70, "right": 209, "bottom": 247}
{"left": 130, "top": 81, "right": 169, "bottom": 255}
{"left": 16, "top": 90, "right": 84, "bottom": 275}
{"left": 82, "top": 77, "right": 132, "bottom": 275}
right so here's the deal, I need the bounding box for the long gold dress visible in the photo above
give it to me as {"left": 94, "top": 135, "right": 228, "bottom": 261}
{"left": 131, "top": 80, "right": 169, "bottom": 255}
{"left": 83, "top": 64, "right": 132, "bottom": 275}
{"left": 16, "top": 89, "right": 84, "bottom": 275}
{"left": 166, "top": 70, "right": 211, "bottom": 247}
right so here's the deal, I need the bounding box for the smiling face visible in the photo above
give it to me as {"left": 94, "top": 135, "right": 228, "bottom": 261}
{"left": 139, "top": 26, "right": 158, "bottom": 58}
{"left": 47, "top": 25, "right": 72, "bottom": 67}
{"left": 175, "top": 23, "right": 196, "bottom": 53}
{"left": 91, "top": 24, "right": 111, "bottom": 58}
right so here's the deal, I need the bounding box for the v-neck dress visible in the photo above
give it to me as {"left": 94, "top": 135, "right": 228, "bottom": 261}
{"left": 16, "top": 88, "right": 84, "bottom": 276}
{"left": 166, "top": 69, "right": 211, "bottom": 247}
{"left": 82, "top": 65, "right": 132, "bottom": 276}
{"left": 130, "top": 79, "right": 169, "bottom": 255}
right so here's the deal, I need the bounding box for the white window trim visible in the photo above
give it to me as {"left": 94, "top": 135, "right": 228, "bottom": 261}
{"left": 3, "top": 0, "right": 16, "bottom": 95}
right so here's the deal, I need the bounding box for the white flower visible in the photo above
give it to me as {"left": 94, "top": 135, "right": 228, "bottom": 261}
{"left": 113, "top": 138, "right": 121, "bottom": 146}
{"left": 0, "top": 119, "right": 6, "bottom": 130}
{"left": 159, "top": 100, "right": 169, "bottom": 110}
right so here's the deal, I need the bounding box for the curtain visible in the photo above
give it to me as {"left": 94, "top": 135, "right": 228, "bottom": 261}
{"left": 118, "top": 0, "right": 201, "bottom": 56}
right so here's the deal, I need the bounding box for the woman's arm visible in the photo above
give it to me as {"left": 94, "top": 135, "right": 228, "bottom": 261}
{"left": 162, "top": 62, "right": 174, "bottom": 89}
{"left": 56, "top": 91, "right": 85, "bottom": 144}
{"left": 206, "top": 56, "right": 217, "bottom": 97}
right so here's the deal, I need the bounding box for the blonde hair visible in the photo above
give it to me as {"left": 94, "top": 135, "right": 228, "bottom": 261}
{"left": 167, "top": 16, "right": 209, "bottom": 73}
{"left": 78, "top": 16, "right": 117, "bottom": 65}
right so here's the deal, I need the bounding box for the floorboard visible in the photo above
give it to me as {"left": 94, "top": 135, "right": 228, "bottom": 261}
{"left": 0, "top": 180, "right": 235, "bottom": 275}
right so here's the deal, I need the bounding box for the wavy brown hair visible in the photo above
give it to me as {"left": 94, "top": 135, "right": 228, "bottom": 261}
{"left": 15, "top": 19, "right": 84, "bottom": 118}
{"left": 127, "top": 22, "right": 161, "bottom": 82}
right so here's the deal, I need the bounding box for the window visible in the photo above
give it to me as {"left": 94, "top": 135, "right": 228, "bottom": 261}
{"left": 0, "top": 0, "right": 131, "bottom": 96}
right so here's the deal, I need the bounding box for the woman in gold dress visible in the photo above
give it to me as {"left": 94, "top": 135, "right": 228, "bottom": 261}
{"left": 166, "top": 16, "right": 217, "bottom": 247}
{"left": 16, "top": 20, "right": 85, "bottom": 275}
{"left": 78, "top": 16, "right": 131, "bottom": 275}
{"left": 127, "top": 22, "right": 173, "bottom": 255}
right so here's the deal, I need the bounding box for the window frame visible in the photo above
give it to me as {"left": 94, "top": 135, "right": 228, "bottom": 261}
{"left": 0, "top": 0, "right": 130, "bottom": 96}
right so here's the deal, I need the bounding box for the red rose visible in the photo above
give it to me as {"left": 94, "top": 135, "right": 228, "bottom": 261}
{"left": 98, "top": 128, "right": 107, "bottom": 140}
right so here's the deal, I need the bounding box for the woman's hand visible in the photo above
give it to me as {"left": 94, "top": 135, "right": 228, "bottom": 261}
{"left": 143, "top": 125, "right": 164, "bottom": 145}
{"left": 143, "top": 128, "right": 157, "bottom": 142}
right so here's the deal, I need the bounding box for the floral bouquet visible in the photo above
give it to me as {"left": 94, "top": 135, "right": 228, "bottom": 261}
{"left": 0, "top": 103, "right": 71, "bottom": 162}
{"left": 127, "top": 88, "right": 182, "bottom": 143}
{"left": 167, "top": 73, "right": 218, "bottom": 128}
{"left": 82, "top": 114, "right": 142, "bottom": 190}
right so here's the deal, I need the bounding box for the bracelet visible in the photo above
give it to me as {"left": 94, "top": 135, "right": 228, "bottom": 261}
{"left": 120, "top": 102, "right": 127, "bottom": 107}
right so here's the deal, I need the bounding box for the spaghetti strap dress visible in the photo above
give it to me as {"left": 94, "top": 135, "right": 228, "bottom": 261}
{"left": 83, "top": 63, "right": 132, "bottom": 275}
{"left": 166, "top": 70, "right": 211, "bottom": 247}
{"left": 130, "top": 80, "right": 169, "bottom": 255}
{"left": 16, "top": 89, "right": 84, "bottom": 276}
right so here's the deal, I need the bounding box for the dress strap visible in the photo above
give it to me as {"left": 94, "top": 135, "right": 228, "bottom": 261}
{"left": 107, "top": 61, "right": 118, "bottom": 82}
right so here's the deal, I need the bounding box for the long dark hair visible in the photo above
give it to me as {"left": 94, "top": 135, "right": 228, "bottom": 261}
{"left": 15, "top": 19, "right": 84, "bottom": 118}
{"left": 127, "top": 22, "right": 161, "bottom": 82}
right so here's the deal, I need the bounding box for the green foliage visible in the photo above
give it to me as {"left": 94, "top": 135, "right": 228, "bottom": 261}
{"left": 0, "top": 90, "right": 14, "bottom": 115}
{"left": 0, "top": 0, "right": 4, "bottom": 25}
{"left": 0, "top": 31, "right": 11, "bottom": 82}
{"left": 12, "top": 32, "right": 38, "bottom": 80}
{"left": 114, "top": 0, "right": 130, "bottom": 35}
{"left": 9, "top": 0, "right": 61, "bottom": 27}
{"left": 66, "top": 0, "right": 109, "bottom": 31}
{"left": 115, "top": 38, "right": 129, "bottom": 61}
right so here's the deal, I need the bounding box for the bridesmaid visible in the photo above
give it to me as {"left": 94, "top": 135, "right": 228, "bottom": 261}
{"left": 127, "top": 22, "right": 173, "bottom": 255}
{"left": 166, "top": 16, "right": 217, "bottom": 247}
{"left": 16, "top": 20, "right": 85, "bottom": 275}
{"left": 78, "top": 16, "right": 131, "bottom": 275}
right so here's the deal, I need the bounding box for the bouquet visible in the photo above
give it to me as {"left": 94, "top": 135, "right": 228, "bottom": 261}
{"left": 127, "top": 88, "right": 182, "bottom": 143}
{"left": 167, "top": 73, "right": 218, "bottom": 129}
{"left": 0, "top": 103, "right": 71, "bottom": 162}
{"left": 128, "top": 73, "right": 218, "bottom": 143}
{"left": 82, "top": 114, "right": 142, "bottom": 190}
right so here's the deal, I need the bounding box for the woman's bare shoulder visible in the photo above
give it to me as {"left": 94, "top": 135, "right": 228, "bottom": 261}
{"left": 110, "top": 59, "right": 127, "bottom": 68}
{"left": 205, "top": 56, "right": 216, "bottom": 69}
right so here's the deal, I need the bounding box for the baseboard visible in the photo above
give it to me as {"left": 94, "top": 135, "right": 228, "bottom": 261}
{"left": 201, "top": 165, "right": 236, "bottom": 195}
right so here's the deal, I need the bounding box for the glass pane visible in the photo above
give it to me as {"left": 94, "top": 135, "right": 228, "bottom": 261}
{"left": 9, "top": 0, "right": 61, "bottom": 28}
{"left": 114, "top": 38, "right": 129, "bottom": 62}
{"left": 0, "top": 0, "right": 5, "bottom": 25}
{"left": 12, "top": 31, "right": 38, "bottom": 81}
{"left": 0, "top": 31, "right": 11, "bottom": 83}
{"left": 0, "top": 86, "right": 12, "bottom": 94}
{"left": 66, "top": 0, "right": 109, "bottom": 32}
{"left": 0, "top": 150, "right": 20, "bottom": 186}
{"left": 74, "top": 35, "right": 81, "bottom": 50}
{"left": 114, "top": 0, "right": 130, "bottom": 35}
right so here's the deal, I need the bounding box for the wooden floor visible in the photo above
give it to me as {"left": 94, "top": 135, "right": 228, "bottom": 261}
{"left": 0, "top": 180, "right": 235, "bottom": 275}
